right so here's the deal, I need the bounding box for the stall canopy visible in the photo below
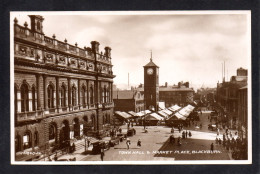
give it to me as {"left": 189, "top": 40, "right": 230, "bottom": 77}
{"left": 115, "top": 111, "right": 132, "bottom": 119}
{"left": 168, "top": 105, "right": 182, "bottom": 112}
{"left": 157, "top": 111, "right": 168, "bottom": 118}
{"left": 145, "top": 113, "right": 164, "bottom": 120}
{"left": 128, "top": 111, "right": 138, "bottom": 117}
{"left": 162, "top": 109, "right": 173, "bottom": 116}
{"left": 167, "top": 112, "right": 186, "bottom": 120}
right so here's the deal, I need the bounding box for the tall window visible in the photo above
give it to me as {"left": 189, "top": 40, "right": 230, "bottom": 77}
{"left": 47, "top": 85, "right": 54, "bottom": 108}
{"left": 49, "top": 124, "right": 56, "bottom": 141}
{"left": 32, "top": 86, "right": 36, "bottom": 111}
{"left": 81, "top": 86, "right": 86, "bottom": 105}
{"left": 23, "top": 131, "right": 32, "bottom": 149}
{"left": 72, "top": 86, "right": 77, "bottom": 106}
{"left": 90, "top": 86, "right": 94, "bottom": 104}
{"left": 60, "top": 85, "right": 66, "bottom": 107}
{"left": 14, "top": 86, "right": 17, "bottom": 113}
{"left": 104, "top": 88, "right": 107, "bottom": 103}
{"left": 21, "top": 84, "right": 29, "bottom": 112}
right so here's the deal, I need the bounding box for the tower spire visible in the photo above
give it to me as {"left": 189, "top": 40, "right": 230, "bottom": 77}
{"left": 150, "top": 50, "right": 153, "bottom": 61}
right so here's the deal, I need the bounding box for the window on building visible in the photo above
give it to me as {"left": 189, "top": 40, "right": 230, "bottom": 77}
{"left": 49, "top": 124, "right": 56, "bottom": 141}
{"left": 60, "top": 85, "right": 66, "bottom": 107}
{"left": 104, "top": 88, "right": 107, "bottom": 103}
{"left": 47, "top": 85, "right": 54, "bottom": 108}
{"left": 34, "top": 131, "right": 39, "bottom": 146}
{"left": 23, "top": 131, "right": 32, "bottom": 149}
{"left": 81, "top": 86, "right": 86, "bottom": 105}
{"left": 32, "top": 86, "right": 36, "bottom": 111}
{"left": 72, "top": 86, "right": 77, "bottom": 106}
{"left": 90, "top": 86, "right": 94, "bottom": 104}
{"left": 14, "top": 86, "right": 17, "bottom": 113}
{"left": 21, "top": 84, "right": 29, "bottom": 112}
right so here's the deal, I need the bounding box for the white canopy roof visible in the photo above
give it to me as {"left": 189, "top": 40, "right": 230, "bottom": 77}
{"left": 115, "top": 111, "right": 132, "bottom": 119}
{"left": 157, "top": 111, "right": 168, "bottom": 118}
{"left": 146, "top": 113, "right": 164, "bottom": 120}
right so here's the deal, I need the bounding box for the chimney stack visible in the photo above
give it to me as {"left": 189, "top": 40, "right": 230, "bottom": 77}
{"left": 91, "top": 41, "right": 100, "bottom": 53}
{"left": 28, "top": 15, "right": 44, "bottom": 34}
{"left": 104, "top": 47, "right": 112, "bottom": 58}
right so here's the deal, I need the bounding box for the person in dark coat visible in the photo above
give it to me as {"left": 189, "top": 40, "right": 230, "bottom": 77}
{"left": 185, "top": 130, "right": 188, "bottom": 138}
{"left": 182, "top": 131, "right": 185, "bottom": 139}
{"left": 100, "top": 148, "right": 105, "bottom": 161}
{"left": 189, "top": 131, "right": 192, "bottom": 137}
{"left": 137, "top": 139, "right": 141, "bottom": 147}
{"left": 210, "top": 143, "right": 214, "bottom": 152}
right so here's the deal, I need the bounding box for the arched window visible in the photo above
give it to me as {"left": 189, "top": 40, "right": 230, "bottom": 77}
{"left": 81, "top": 86, "right": 86, "bottom": 106}
{"left": 49, "top": 124, "right": 56, "bottom": 141}
{"left": 32, "top": 86, "right": 36, "bottom": 111}
{"left": 60, "top": 85, "right": 66, "bottom": 107}
{"left": 34, "top": 131, "right": 39, "bottom": 146}
{"left": 90, "top": 86, "right": 94, "bottom": 104}
{"left": 91, "top": 115, "right": 95, "bottom": 127}
{"left": 47, "top": 85, "right": 54, "bottom": 108}
{"left": 72, "top": 86, "right": 77, "bottom": 106}
{"left": 23, "top": 131, "right": 32, "bottom": 149}
{"left": 21, "top": 84, "right": 29, "bottom": 112}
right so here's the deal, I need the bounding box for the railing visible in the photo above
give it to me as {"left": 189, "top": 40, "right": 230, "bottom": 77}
{"left": 16, "top": 110, "right": 44, "bottom": 122}
{"left": 49, "top": 108, "right": 56, "bottom": 114}
{"left": 57, "top": 41, "right": 66, "bottom": 51}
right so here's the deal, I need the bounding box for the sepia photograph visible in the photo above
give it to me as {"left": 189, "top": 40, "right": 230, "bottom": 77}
{"left": 10, "top": 11, "right": 251, "bottom": 165}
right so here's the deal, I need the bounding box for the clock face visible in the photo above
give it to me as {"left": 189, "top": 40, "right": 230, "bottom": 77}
{"left": 147, "top": 68, "right": 153, "bottom": 75}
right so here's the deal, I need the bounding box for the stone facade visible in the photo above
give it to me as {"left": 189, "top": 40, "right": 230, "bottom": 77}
{"left": 13, "top": 15, "right": 115, "bottom": 160}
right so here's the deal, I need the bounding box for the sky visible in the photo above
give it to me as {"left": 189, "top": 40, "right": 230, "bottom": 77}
{"left": 12, "top": 12, "right": 250, "bottom": 90}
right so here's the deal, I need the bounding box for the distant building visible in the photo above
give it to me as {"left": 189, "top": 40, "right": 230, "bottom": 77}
{"left": 137, "top": 81, "right": 194, "bottom": 108}
{"left": 237, "top": 85, "right": 248, "bottom": 140}
{"left": 216, "top": 67, "right": 247, "bottom": 129}
{"left": 159, "top": 82, "right": 194, "bottom": 107}
{"left": 113, "top": 90, "right": 144, "bottom": 113}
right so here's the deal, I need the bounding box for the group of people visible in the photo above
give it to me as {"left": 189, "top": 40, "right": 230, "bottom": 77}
{"left": 170, "top": 127, "right": 192, "bottom": 146}
{"left": 215, "top": 130, "right": 248, "bottom": 160}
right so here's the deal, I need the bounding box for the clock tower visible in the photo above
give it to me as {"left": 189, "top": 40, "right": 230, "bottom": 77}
{"left": 143, "top": 55, "right": 159, "bottom": 112}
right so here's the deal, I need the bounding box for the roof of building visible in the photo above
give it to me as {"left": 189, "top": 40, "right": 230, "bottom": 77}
{"left": 113, "top": 90, "right": 136, "bottom": 99}
{"left": 137, "top": 87, "right": 193, "bottom": 92}
{"left": 143, "top": 58, "right": 159, "bottom": 67}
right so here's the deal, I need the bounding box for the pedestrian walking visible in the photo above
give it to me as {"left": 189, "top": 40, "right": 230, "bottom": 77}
{"left": 126, "top": 138, "right": 131, "bottom": 150}
{"left": 182, "top": 131, "right": 185, "bottom": 139}
{"left": 137, "top": 139, "right": 141, "bottom": 147}
{"left": 185, "top": 130, "right": 188, "bottom": 138}
{"left": 100, "top": 148, "right": 105, "bottom": 161}
{"left": 210, "top": 143, "right": 214, "bottom": 152}
{"left": 177, "top": 136, "right": 181, "bottom": 146}
{"left": 189, "top": 131, "right": 192, "bottom": 137}
{"left": 200, "top": 123, "right": 202, "bottom": 130}
{"left": 171, "top": 127, "right": 174, "bottom": 133}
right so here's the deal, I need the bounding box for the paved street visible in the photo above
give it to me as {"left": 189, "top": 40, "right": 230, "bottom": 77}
{"left": 80, "top": 110, "right": 231, "bottom": 161}
{"left": 46, "top": 109, "right": 232, "bottom": 162}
